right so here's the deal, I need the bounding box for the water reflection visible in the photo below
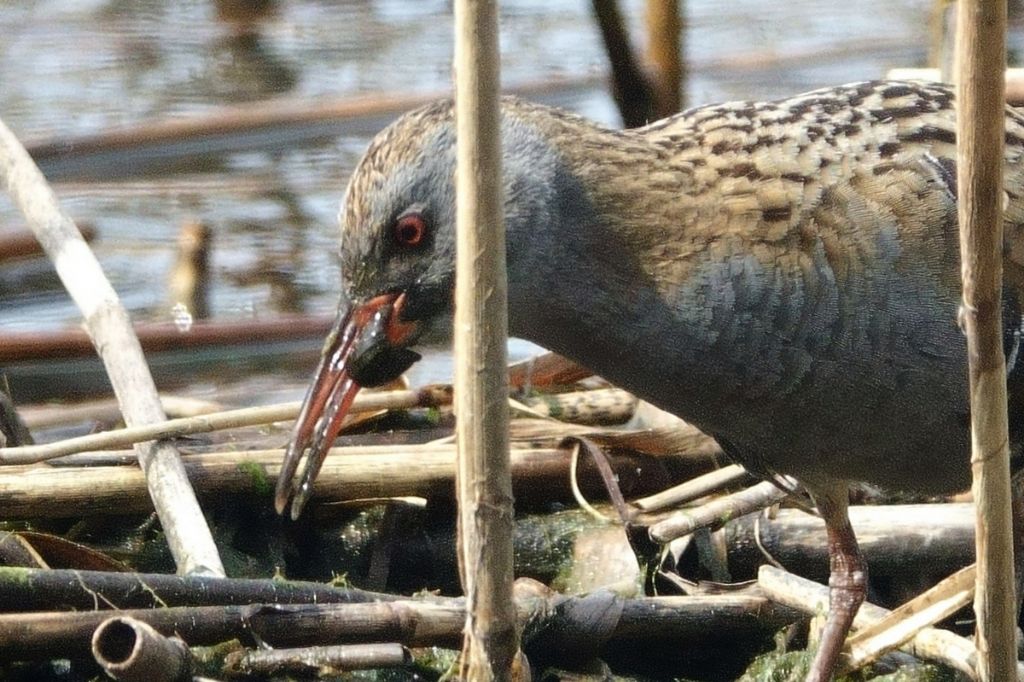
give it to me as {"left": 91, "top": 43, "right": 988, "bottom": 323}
{"left": 208, "top": 0, "right": 300, "bottom": 103}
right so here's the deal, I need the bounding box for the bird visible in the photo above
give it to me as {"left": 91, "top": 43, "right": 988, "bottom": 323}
{"left": 274, "top": 80, "right": 1024, "bottom": 681}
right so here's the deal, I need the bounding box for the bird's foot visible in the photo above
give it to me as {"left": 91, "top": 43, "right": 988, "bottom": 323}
{"left": 805, "top": 567, "right": 866, "bottom": 682}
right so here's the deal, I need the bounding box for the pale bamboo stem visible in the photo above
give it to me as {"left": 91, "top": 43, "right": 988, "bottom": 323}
{"left": 955, "top": 0, "right": 1016, "bottom": 677}
{"left": 0, "top": 118, "right": 223, "bottom": 577}
{"left": 453, "top": 0, "right": 518, "bottom": 677}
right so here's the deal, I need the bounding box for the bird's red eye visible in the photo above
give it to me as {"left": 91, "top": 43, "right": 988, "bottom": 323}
{"left": 393, "top": 213, "right": 427, "bottom": 247}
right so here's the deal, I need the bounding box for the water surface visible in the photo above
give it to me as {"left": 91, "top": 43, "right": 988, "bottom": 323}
{"left": 0, "top": 0, "right": 957, "bottom": 398}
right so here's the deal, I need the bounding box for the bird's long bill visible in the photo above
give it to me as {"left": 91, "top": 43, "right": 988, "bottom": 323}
{"left": 275, "top": 292, "right": 420, "bottom": 519}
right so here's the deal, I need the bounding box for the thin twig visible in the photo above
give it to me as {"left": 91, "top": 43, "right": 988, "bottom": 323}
{"left": 0, "top": 117, "right": 222, "bottom": 576}
{"left": 0, "top": 387, "right": 450, "bottom": 464}
{"left": 3, "top": 385, "right": 633, "bottom": 464}
{"left": 841, "top": 564, "right": 976, "bottom": 673}
{"left": 223, "top": 642, "right": 411, "bottom": 676}
{"left": 759, "top": 565, "right": 982, "bottom": 679}
{"left": 19, "top": 395, "right": 226, "bottom": 430}
{"left": 633, "top": 464, "right": 751, "bottom": 513}
{"left": 647, "top": 480, "right": 790, "bottom": 543}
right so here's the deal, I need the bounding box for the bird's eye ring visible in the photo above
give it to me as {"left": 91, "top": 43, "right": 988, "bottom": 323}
{"left": 393, "top": 213, "right": 427, "bottom": 248}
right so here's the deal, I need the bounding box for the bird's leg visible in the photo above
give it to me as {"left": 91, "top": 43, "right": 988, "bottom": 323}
{"left": 806, "top": 482, "right": 865, "bottom": 682}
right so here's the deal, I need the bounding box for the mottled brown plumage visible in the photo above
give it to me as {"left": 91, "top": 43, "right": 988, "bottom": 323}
{"left": 278, "top": 81, "right": 1024, "bottom": 680}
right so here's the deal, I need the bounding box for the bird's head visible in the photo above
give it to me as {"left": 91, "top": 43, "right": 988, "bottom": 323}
{"left": 274, "top": 97, "right": 595, "bottom": 518}
{"left": 274, "top": 101, "right": 465, "bottom": 518}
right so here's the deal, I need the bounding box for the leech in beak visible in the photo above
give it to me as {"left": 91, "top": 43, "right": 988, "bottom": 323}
{"left": 275, "top": 293, "right": 420, "bottom": 519}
